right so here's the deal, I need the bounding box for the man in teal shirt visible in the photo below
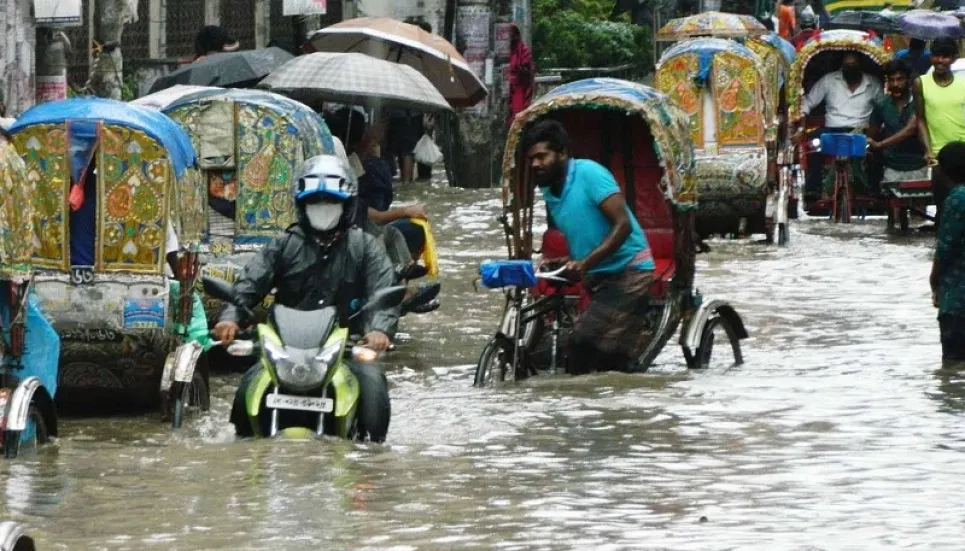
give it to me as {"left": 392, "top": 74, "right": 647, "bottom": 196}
{"left": 931, "top": 141, "right": 965, "bottom": 363}
{"left": 521, "top": 119, "right": 656, "bottom": 374}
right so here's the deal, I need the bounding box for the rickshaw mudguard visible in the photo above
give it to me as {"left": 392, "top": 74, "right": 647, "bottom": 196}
{"left": 0, "top": 521, "right": 34, "bottom": 551}
{"left": 5, "top": 377, "right": 56, "bottom": 436}
{"left": 680, "top": 299, "right": 749, "bottom": 352}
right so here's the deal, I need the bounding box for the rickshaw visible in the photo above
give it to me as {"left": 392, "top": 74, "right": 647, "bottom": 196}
{"left": 786, "top": 30, "right": 891, "bottom": 220}
{"left": 0, "top": 139, "right": 60, "bottom": 458}
{"left": 473, "top": 78, "right": 748, "bottom": 385}
{"left": 131, "top": 87, "right": 336, "bottom": 325}
{"left": 656, "top": 39, "right": 790, "bottom": 245}
{"left": 7, "top": 98, "right": 211, "bottom": 422}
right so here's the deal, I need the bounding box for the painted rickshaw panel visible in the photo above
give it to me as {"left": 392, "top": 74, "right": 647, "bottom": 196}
{"left": 0, "top": 141, "right": 37, "bottom": 281}
{"left": 656, "top": 39, "right": 772, "bottom": 228}
{"left": 6, "top": 98, "right": 205, "bottom": 410}
{"left": 745, "top": 32, "right": 795, "bottom": 131}
{"left": 787, "top": 30, "right": 890, "bottom": 121}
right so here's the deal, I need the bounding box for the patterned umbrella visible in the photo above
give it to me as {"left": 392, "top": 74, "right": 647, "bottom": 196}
{"left": 656, "top": 11, "right": 768, "bottom": 41}
{"left": 899, "top": 9, "right": 964, "bottom": 40}
{"left": 258, "top": 52, "right": 452, "bottom": 112}
{"left": 308, "top": 17, "right": 487, "bottom": 108}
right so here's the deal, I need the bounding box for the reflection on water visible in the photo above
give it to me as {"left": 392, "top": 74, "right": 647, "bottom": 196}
{"left": 2, "top": 186, "right": 962, "bottom": 549}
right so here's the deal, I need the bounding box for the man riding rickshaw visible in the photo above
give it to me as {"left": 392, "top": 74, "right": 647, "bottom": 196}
{"left": 787, "top": 29, "right": 891, "bottom": 220}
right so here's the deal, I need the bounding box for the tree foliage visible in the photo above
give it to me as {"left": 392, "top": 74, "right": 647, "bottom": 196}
{"left": 533, "top": 0, "right": 653, "bottom": 69}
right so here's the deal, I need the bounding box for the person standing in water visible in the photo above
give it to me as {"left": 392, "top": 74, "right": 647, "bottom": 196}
{"left": 508, "top": 23, "right": 535, "bottom": 122}
{"left": 931, "top": 142, "right": 965, "bottom": 364}
{"left": 914, "top": 38, "right": 965, "bottom": 231}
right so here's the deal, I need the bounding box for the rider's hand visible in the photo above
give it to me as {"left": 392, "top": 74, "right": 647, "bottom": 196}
{"left": 867, "top": 139, "right": 881, "bottom": 150}
{"left": 925, "top": 153, "right": 937, "bottom": 167}
{"left": 564, "top": 259, "right": 586, "bottom": 279}
{"left": 360, "top": 331, "right": 391, "bottom": 352}
{"left": 405, "top": 205, "right": 427, "bottom": 219}
{"left": 213, "top": 321, "right": 240, "bottom": 344}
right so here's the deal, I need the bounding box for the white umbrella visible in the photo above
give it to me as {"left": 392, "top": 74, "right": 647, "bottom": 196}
{"left": 308, "top": 17, "right": 487, "bottom": 108}
{"left": 130, "top": 85, "right": 224, "bottom": 110}
{"left": 258, "top": 52, "right": 452, "bottom": 113}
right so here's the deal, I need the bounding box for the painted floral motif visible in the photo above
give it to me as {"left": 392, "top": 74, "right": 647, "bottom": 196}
{"left": 100, "top": 126, "right": 168, "bottom": 272}
{"left": 0, "top": 139, "right": 36, "bottom": 280}
{"left": 208, "top": 171, "right": 238, "bottom": 200}
{"left": 713, "top": 52, "right": 762, "bottom": 146}
{"left": 656, "top": 54, "right": 702, "bottom": 147}
{"left": 10, "top": 123, "right": 69, "bottom": 269}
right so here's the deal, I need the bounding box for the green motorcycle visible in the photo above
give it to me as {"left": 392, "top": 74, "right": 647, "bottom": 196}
{"left": 200, "top": 277, "right": 404, "bottom": 443}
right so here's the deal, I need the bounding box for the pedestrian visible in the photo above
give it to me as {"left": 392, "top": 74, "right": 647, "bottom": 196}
{"left": 193, "top": 25, "right": 239, "bottom": 62}
{"left": 931, "top": 141, "right": 965, "bottom": 363}
{"left": 776, "top": 0, "right": 797, "bottom": 40}
{"left": 508, "top": 23, "right": 535, "bottom": 122}
{"left": 895, "top": 38, "right": 931, "bottom": 77}
{"left": 913, "top": 37, "right": 965, "bottom": 231}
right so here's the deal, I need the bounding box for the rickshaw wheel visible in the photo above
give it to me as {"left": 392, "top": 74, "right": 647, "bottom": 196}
{"left": 3, "top": 405, "right": 49, "bottom": 459}
{"left": 474, "top": 337, "right": 515, "bottom": 387}
{"left": 692, "top": 315, "right": 744, "bottom": 370}
{"left": 171, "top": 371, "right": 210, "bottom": 430}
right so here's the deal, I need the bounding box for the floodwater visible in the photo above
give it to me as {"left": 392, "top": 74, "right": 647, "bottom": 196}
{"left": 2, "top": 183, "right": 961, "bottom": 550}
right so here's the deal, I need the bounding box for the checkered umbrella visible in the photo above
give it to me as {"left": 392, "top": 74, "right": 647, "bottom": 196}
{"left": 307, "top": 17, "right": 488, "bottom": 108}
{"left": 259, "top": 52, "right": 452, "bottom": 113}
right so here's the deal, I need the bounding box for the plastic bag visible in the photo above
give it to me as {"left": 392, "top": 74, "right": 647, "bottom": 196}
{"left": 413, "top": 134, "right": 444, "bottom": 165}
{"left": 479, "top": 260, "right": 536, "bottom": 289}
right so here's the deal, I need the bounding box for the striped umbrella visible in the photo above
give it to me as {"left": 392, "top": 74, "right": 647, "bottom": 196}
{"left": 259, "top": 52, "right": 452, "bottom": 113}
{"left": 307, "top": 17, "right": 488, "bottom": 108}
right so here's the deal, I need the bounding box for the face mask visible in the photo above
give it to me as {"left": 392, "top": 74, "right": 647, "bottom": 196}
{"left": 305, "top": 201, "right": 343, "bottom": 231}
{"left": 843, "top": 66, "right": 861, "bottom": 81}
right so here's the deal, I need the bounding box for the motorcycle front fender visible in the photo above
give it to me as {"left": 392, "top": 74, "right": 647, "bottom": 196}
{"left": 331, "top": 362, "right": 359, "bottom": 419}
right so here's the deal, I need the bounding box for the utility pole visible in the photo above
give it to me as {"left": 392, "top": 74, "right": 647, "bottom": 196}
{"left": 35, "top": 29, "right": 68, "bottom": 103}
{"left": 90, "top": 0, "right": 136, "bottom": 99}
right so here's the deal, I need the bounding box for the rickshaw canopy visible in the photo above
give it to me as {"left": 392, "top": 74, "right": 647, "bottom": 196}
{"left": 0, "top": 140, "right": 34, "bottom": 281}
{"left": 505, "top": 78, "right": 697, "bottom": 209}
{"left": 10, "top": 98, "right": 197, "bottom": 178}
{"left": 745, "top": 33, "right": 796, "bottom": 127}
{"left": 788, "top": 29, "right": 890, "bottom": 120}
{"left": 656, "top": 38, "right": 770, "bottom": 148}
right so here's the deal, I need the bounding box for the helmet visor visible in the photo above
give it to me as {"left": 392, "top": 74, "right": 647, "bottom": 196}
{"left": 297, "top": 175, "right": 352, "bottom": 201}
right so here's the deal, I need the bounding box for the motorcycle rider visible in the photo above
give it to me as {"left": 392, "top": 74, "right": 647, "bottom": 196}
{"left": 212, "top": 154, "right": 399, "bottom": 429}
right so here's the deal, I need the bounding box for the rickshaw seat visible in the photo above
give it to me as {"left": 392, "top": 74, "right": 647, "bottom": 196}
{"left": 644, "top": 228, "right": 676, "bottom": 298}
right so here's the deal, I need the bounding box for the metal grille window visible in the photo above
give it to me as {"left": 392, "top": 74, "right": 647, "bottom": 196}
{"left": 167, "top": 0, "right": 206, "bottom": 58}
{"left": 221, "top": 0, "right": 256, "bottom": 50}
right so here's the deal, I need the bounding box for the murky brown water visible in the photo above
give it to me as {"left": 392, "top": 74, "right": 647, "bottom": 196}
{"left": 2, "top": 183, "right": 960, "bottom": 550}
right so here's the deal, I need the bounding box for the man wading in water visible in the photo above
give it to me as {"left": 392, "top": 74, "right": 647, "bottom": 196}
{"left": 914, "top": 38, "right": 965, "bottom": 231}
{"left": 931, "top": 142, "right": 965, "bottom": 364}
{"left": 522, "top": 120, "right": 656, "bottom": 374}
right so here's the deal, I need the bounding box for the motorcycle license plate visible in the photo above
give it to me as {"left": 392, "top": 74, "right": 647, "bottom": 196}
{"left": 266, "top": 393, "right": 333, "bottom": 413}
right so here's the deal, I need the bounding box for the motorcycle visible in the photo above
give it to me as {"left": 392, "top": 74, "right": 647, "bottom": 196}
{"left": 199, "top": 276, "right": 405, "bottom": 442}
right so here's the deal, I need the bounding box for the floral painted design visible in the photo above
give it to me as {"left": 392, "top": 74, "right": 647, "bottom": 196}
{"left": 0, "top": 139, "right": 36, "bottom": 280}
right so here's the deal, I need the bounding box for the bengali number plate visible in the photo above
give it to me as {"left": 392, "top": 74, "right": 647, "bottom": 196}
{"left": 266, "top": 393, "right": 333, "bottom": 413}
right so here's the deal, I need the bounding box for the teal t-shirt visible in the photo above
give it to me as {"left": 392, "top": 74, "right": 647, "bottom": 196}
{"left": 540, "top": 159, "right": 655, "bottom": 275}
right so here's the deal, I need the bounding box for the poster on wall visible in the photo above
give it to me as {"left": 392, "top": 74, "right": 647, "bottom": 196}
{"left": 457, "top": 5, "right": 490, "bottom": 115}
{"left": 36, "top": 75, "right": 66, "bottom": 103}
{"left": 283, "top": 0, "right": 326, "bottom": 16}
{"left": 494, "top": 23, "right": 512, "bottom": 59}
{"left": 33, "top": 0, "right": 82, "bottom": 27}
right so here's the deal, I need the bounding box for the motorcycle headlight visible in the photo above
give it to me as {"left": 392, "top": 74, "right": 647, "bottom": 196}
{"left": 314, "top": 340, "right": 343, "bottom": 369}
{"left": 264, "top": 340, "right": 327, "bottom": 392}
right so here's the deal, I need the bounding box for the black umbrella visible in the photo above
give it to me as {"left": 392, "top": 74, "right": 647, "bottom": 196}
{"left": 148, "top": 47, "right": 294, "bottom": 94}
{"left": 828, "top": 10, "right": 903, "bottom": 35}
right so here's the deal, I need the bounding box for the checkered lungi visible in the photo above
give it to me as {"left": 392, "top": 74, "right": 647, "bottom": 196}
{"left": 883, "top": 166, "right": 930, "bottom": 183}
{"left": 572, "top": 268, "right": 656, "bottom": 360}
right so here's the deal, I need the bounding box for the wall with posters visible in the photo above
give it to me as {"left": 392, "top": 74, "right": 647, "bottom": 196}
{"left": 0, "top": 0, "right": 36, "bottom": 116}
{"left": 358, "top": 0, "right": 448, "bottom": 36}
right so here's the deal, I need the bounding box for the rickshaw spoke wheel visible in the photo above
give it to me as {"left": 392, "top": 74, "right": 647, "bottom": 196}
{"left": 474, "top": 338, "right": 514, "bottom": 388}
{"left": 171, "top": 372, "right": 209, "bottom": 430}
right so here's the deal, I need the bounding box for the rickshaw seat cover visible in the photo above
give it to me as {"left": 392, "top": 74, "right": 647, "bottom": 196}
{"left": 9, "top": 98, "right": 197, "bottom": 178}
{"left": 479, "top": 260, "right": 537, "bottom": 289}
{"left": 788, "top": 30, "right": 890, "bottom": 120}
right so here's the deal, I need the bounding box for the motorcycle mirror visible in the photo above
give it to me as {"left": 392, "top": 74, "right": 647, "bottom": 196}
{"left": 350, "top": 285, "right": 407, "bottom": 319}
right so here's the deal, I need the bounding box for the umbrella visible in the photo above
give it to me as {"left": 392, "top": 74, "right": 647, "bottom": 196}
{"left": 656, "top": 11, "right": 768, "bottom": 41}
{"left": 828, "top": 10, "right": 902, "bottom": 35}
{"left": 899, "top": 9, "right": 964, "bottom": 40}
{"left": 307, "top": 17, "right": 487, "bottom": 108}
{"left": 148, "top": 47, "right": 294, "bottom": 93}
{"left": 131, "top": 85, "right": 223, "bottom": 110}
{"left": 258, "top": 52, "right": 453, "bottom": 113}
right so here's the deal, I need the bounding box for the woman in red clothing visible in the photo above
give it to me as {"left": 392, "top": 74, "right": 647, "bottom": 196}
{"left": 508, "top": 23, "right": 535, "bottom": 122}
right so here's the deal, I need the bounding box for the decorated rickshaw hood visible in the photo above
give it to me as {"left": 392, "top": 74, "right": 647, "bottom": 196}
{"left": 751, "top": 32, "right": 796, "bottom": 66}
{"left": 658, "top": 37, "right": 762, "bottom": 65}
{"left": 504, "top": 78, "right": 697, "bottom": 207}
{"left": 9, "top": 98, "right": 197, "bottom": 178}
{"left": 0, "top": 140, "right": 34, "bottom": 281}
{"left": 788, "top": 29, "right": 890, "bottom": 119}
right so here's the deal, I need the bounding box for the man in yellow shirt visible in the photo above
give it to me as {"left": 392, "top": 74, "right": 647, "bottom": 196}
{"left": 914, "top": 37, "right": 965, "bottom": 230}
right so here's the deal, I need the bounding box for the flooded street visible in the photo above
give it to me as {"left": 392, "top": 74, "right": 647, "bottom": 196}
{"left": 2, "top": 183, "right": 962, "bottom": 550}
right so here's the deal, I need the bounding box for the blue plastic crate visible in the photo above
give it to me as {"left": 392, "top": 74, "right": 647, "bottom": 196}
{"left": 479, "top": 260, "right": 537, "bottom": 289}
{"left": 820, "top": 133, "right": 867, "bottom": 158}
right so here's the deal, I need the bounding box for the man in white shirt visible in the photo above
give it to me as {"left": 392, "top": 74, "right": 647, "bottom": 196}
{"left": 798, "top": 53, "right": 884, "bottom": 199}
